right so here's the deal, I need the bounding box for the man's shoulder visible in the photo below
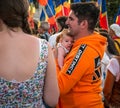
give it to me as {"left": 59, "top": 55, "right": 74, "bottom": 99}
{"left": 50, "top": 32, "right": 61, "bottom": 39}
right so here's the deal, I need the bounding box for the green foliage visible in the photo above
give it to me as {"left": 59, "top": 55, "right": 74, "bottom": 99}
{"left": 107, "top": 1, "right": 120, "bottom": 26}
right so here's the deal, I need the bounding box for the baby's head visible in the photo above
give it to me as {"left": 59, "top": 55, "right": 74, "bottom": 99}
{"left": 56, "top": 29, "right": 74, "bottom": 51}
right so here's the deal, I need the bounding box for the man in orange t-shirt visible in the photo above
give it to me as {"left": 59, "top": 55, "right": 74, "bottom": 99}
{"left": 56, "top": 2, "right": 107, "bottom": 108}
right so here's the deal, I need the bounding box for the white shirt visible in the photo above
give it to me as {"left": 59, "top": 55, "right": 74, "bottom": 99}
{"left": 101, "top": 52, "right": 110, "bottom": 88}
{"left": 101, "top": 52, "right": 110, "bottom": 75}
{"left": 49, "top": 32, "right": 61, "bottom": 49}
{"left": 107, "top": 57, "right": 120, "bottom": 82}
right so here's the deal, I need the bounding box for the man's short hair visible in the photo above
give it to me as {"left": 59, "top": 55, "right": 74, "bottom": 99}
{"left": 56, "top": 16, "right": 68, "bottom": 31}
{"left": 71, "top": 2, "right": 100, "bottom": 31}
{"left": 40, "top": 21, "right": 50, "bottom": 31}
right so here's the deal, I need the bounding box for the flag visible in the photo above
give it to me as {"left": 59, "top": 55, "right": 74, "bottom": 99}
{"left": 28, "top": 2, "right": 36, "bottom": 29}
{"left": 99, "top": 0, "right": 108, "bottom": 30}
{"left": 68, "top": 0, "right": 71, "bottom": 3}
{"left": 62, "top": 0, "right": 70, "bottom": 16}
{"left": 29, "top": 0, "right": 33, "bottom": 3}
{"left": 54, "top": 0, "right": 64, "bottom": 18}
{"left": 115, "top": 6, "right": 120, "bottom": 25}
{"left": 73, "top": 0, "right": 81, "bottom": 2}
{"left": 45, "top": 0, "right": 55, "bottom": 18}
{"left": 86, "top": 0, "right": 90, "bottom": 2}
{"left": 38, "top": 0, "right": 48, "bottom": 6}
{"left": 40, "top": 8, "right": 46, "bottom": 21}
{"left": 97, "top": 0, "right": 101, "bottom": 5}
{"left": 45, "top": 0, "right": 56, "bottom": 25}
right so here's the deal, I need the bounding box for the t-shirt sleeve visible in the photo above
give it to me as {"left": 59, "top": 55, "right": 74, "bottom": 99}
{"left": 107, "top": 58, "right": 120, "bottom": 81}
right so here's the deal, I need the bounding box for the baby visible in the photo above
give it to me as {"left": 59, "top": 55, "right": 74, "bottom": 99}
{"left": 55, "top": 29, "right": 74, "bottom": 69}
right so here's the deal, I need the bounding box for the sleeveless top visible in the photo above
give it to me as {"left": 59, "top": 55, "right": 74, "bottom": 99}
{"left": 0, "top": 39, "right": 48, "bottom": 108}
{"left": 57, "top": 43, "right": 69, "bottom": 54}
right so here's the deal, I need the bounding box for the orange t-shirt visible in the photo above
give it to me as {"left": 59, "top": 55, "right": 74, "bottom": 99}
{"left": 57, "top": 32, "right": 107, "bottom": 108}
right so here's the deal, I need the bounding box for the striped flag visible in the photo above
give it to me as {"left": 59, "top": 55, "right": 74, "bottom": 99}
{"left": 73, "top": 0, "right": 81, "bottom": 2}
{"left": 62, "top": 0, "right": 70, "bottom": 16}
{"left": 45, "top": 0, "right": 55, "bottom": 18}
{"left": 99, "top": 0, "right": 108, "bottom": 30}
{"left": 38, "top": 0, "right": 48, "bottom": 6}
{"left": 97, "top": 0, "right": 101, "bottom": 5}
{"left": 54, "top": 0, "right": 64, "bottom": 18}
{"left": 29, "top": 0, "right": 33, "bottom": 3}
{"left": 115, "top": 6, "right": 120, "bottom": 25}
{"left": 28, "top": 1, "right": 36, "bottom": 29}
{"left": 45, "top": 0, "right": 56, "bottom": 25}
{"left": 40, "top": 8, "right": 46, "bottom": 21}
{"left": 86, "top": 0, "right": 90, "bottom": 2}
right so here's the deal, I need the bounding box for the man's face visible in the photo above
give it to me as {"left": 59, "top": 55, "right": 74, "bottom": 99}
{"left": 66, "top": 11, "right": 81, "bottom": 39}
{"left": 109, "top": 28, "right": 115, "bottom": 38}
{"left": 38, "top": 27, "right": 44, "bottom": 34}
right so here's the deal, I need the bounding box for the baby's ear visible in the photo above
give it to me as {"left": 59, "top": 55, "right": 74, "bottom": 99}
{"left": 59, "top": 38, "right": 62, "bottom": 43}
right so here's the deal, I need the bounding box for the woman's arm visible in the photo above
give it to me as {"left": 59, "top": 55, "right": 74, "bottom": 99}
{"left": 103, "top": 70, "right": 115, "bottom": 102}
{"left": 43, "top": 45, "right": 59, "bottom": 107}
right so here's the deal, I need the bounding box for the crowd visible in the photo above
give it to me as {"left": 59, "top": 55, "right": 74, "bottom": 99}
{"left": 0, "top": 0, "right": 120, "bottom": 108}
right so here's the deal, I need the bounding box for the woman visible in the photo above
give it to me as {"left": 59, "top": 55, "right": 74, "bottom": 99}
{"left": 0, "top": 0, "right": 59, "bottom": 107}
{"left": 103, "top": 55, "right": 120, "bottom": 108}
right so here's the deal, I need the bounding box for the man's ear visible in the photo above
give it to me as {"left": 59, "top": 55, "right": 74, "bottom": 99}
{"left": 80, "top": 20, "right": 88, "bottom": 29}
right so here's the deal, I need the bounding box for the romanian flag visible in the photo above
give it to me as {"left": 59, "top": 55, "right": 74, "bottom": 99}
{"left": 38, "top": 0, "right": 48, "bottom": 6}
{"left": 86, "top": 0, "right": 90, "bottom": 2}
{"left": 62, "top": 0, "right": 70, "bottom": 16}
{"left": 29, "top": 0, "right": 33, "bottom": 3}
{"left": 73, "top": 0, "right": 81, "bottom": 2}
{"left": 115, "top": 6, "right": 120, "bottom": 25}
{"left": 28, "top": 1, "right": 36, "bottom": 29}
{"left": 45, "top": 0, "right": 56, "bottom": 24}
{"left": 40, "top": 8, "right": 46, "bottom": 21}
{"left": 97, "top": 0, "right": 101, "bottom": 5}
{"left": 45, "top": 0, "right": 55, "bottom": 18}
{"left": 99, "top": 0, "right": 108, "bottom": 30}
{"left": 54, "top": 0, "right": 64, "bottom": 18}
{"left": 55, "top": 0, "right": 70, "bottom": 17}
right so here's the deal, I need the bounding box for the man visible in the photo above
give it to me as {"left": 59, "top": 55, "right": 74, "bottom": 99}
{"left": 49, "top": 16, "right": 68, "bottom": 49}
{"left": 109, "top": 23, "right": 120, "bottom": 55}
{"left": 57, "top": 2, "right": 107, "bottom": 108}
{"left": 38, "top": 21, "right": 50, "bottom": 41}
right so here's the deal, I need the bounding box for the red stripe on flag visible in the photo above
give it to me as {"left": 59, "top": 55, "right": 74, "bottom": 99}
{"left": 38, "top": 0, "right": 48, "bottom": 6}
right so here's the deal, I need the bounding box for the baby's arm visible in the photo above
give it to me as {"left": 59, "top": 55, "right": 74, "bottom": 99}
{"left": 57, "top": 47, "right": 66, "bottom": 69}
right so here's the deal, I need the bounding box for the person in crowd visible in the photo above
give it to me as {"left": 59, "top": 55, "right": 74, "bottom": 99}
{"left": 56, "top": 2, "right": 107, "bottom": 108}
{"left": 109, "top": 23, "right": 120, "bottom": 54}
{"left": 0, "top": 0, "right": 59, "bottom": 107}
{"left": 32, "top": 19, "right": 39, "bottom": 36}
{"left": 100, "top": 31, "right": 119, "bottom": 58}
{"left": 49, "top": 16, "right": 68, "bottom": 49}
{"left": 103, "top": 55, "right": 120, "bottom": 108}
{"left": 38, "top": 21, "right": 50, "bottom": 41}
{"left": 99, "top": 31, "right": 119, "bottom": 86}
{"left": 55, "top": 29, "right": 74, "bottom": 69}
{"left": 99, "top": 31, "right": 119, "bottom": 108}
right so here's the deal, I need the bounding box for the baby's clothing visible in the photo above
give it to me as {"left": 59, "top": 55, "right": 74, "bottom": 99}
{"left": 57, "top": 43, "right": 69, "bottom": 54}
